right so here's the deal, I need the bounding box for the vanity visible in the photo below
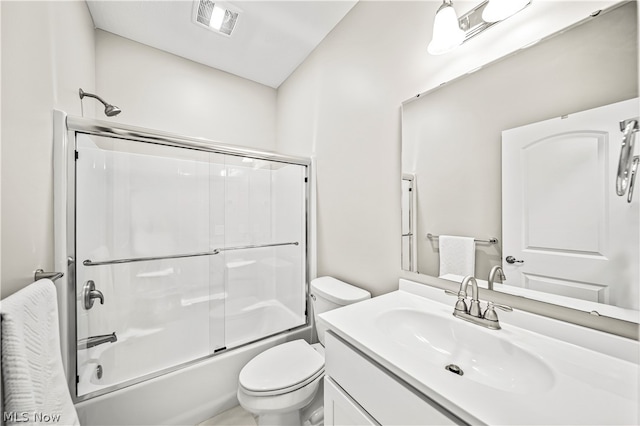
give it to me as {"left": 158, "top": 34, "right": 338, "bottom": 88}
{"left": 319, "top": 279, "right": 639, "bottom": 425}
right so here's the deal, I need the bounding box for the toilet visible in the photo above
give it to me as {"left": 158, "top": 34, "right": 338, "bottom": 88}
{"left": 237, "top": 276, "right": 371, "bottom": 426}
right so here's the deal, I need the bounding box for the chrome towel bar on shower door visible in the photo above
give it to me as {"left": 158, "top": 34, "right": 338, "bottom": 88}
{"left": 82, "top": 241, "right": 300, "bottom": 267}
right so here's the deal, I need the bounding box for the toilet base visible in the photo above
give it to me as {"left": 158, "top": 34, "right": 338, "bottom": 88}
{"left": 256, "top": 411, "right": 301, "bottom": 426}
{"left": 242, "top": 377, "right": 325, "bottom": 426}
{"left": 300, "top": 378, "right": 324, "bottom": 426}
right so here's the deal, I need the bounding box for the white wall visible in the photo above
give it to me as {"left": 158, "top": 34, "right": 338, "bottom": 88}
{"left": 1, "top": 6, "right": 280, "bottom": 298}
{"left": 1, "top": 1, "right": 95, "bottom": 298}
{"left": 1, "top": 0, "right": 622, "bottom": 300}
{"left": 276, "top": 0, "right": 620, "bottom": 297}
{"left": 95, "top": 30, "right": 277, "bottom": 150}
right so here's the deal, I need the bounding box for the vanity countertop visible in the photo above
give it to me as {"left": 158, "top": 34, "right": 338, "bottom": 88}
{"left": 318, "top": 281, "right": 639, "bottom": 425}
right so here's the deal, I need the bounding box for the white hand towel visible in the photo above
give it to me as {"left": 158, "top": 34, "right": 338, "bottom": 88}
{"left": 438, "top": 235, "right": 476, "bottom": 277}
{"left": 1, "top": 279, "right": 80, "bottom": 426}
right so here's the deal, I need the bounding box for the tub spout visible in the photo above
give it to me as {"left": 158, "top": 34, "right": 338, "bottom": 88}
{"left": 78, "top": 332, "right": 117, "bottom": 350}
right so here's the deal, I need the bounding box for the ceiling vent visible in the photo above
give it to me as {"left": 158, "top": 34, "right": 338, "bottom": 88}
{"left": 195, "top": 0, "right": 239, "bottom": 36}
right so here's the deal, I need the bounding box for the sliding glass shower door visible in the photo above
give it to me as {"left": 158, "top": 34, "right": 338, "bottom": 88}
{"left": 222, "top": 156, "right": 306, "bottom": 348}
{"left": 73, "top": 133, "right": 306, "bottom": 397}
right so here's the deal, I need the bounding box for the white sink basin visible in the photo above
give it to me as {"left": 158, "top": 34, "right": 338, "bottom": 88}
{"left": 319, "top": 285, "right": 640, "bottom": 425}
{"left": 375, "top": 308, "right": 555, "bottom": 394}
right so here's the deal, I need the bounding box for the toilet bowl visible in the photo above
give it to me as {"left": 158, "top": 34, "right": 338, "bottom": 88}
{"left": 237, "top": 277, "right": 370, "bottom": 426}
{"left": 237, "top": 340, "right": 325, "bottom": 425}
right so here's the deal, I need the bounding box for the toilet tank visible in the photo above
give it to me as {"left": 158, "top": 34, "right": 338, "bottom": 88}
{"left": 310, "top": 276, "right": 371, "bottom": 345}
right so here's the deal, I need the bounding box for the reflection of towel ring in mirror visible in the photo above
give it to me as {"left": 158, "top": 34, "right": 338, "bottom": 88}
{"left": 616, "top": 118, "right": 639, "bottom": 200}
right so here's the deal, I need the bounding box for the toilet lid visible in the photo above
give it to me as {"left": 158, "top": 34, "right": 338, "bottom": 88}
{"left": 239, "top": 340, "right": 324, "bottom": 393}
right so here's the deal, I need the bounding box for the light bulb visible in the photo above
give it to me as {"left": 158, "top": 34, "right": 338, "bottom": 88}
{"left": 428, "top": 1, "right": 465, "bottom": 55}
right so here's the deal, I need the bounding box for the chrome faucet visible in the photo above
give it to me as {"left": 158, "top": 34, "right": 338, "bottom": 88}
{"left": 446, "top": 275, "right": 512, "bottom": 330}
{"left": 78, "top": 332, "right": 117, "bottom": 350}
{"left": 487, "top": 265, "right": 506, "bottom": 290}
{"left": 455, "top": 276, "right": 482, "bottom": 317}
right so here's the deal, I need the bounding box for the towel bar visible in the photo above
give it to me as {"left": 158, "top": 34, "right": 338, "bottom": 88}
{"left": 34, "top": 269, "right": 64, "bottom": 281}
{"left": 83, "top": 241, "right": 300, "bottom": 267}
{"left": 427, "top": 233, "right": 499, "bottom": 245}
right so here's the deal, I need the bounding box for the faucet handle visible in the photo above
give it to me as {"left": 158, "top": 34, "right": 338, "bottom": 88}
{"left": 444, "top": 289, "right": 469, "bottom": 312}
{"left": 493, "top": 303, "right": 513, "bottom": 312}
{"left": 454, "top": 298, "right": 468, "bottom": 314}
{"left": 83, "top": 280, "right": 105, "bottom": 310}
{"left": 483, "top": 302, "right": 513, "bottom": 322}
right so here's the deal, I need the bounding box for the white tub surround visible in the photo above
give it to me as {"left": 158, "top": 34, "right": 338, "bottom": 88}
{"left": 319, "top": 280, "right": 639, "bottom": 425}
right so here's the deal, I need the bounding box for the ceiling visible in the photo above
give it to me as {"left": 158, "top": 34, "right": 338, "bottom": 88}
{"left": 86, "top": 1, "right": 358, "bottom": 89}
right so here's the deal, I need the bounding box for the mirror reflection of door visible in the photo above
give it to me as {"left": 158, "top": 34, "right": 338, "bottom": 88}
{"left": 401, "top": 174, "right": 417, "bottom": 272}
{"left": 502, "top": 98, "right": 639, "bottom": 310}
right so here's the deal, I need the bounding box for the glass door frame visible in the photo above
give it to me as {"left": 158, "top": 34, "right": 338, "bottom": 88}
{"left": 53, "top": 110, "right": 312, "bottom": 402}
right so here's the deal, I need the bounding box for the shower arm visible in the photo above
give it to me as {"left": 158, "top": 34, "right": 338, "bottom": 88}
{"left": 79, "top": 88, "right": 109, "bottom": 106}
{"left": 79, "top": 88, "right": 121, "bottom": 117}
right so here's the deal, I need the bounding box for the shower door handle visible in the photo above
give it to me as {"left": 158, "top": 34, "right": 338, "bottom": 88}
{"left": 83, "top": 280, "right": 104, "bottom": 310}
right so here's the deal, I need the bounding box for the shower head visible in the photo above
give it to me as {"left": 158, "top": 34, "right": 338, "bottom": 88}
{"left": 104, "top": 104, "right": 122, "bottom": 117}
{"left": 79, "top": 88, "right": 121, "bottom": 117}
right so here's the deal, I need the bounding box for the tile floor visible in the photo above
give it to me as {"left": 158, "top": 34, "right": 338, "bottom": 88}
{"left": 198, "top": 405, "right": 257, "bottom": 426}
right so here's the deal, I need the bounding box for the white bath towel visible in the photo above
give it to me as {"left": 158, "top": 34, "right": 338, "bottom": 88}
{"left": 1, "top": 279, "right": 80, "bottom": 426}
{"left": 438, "top": 235, "right": 476, "bottom": 277}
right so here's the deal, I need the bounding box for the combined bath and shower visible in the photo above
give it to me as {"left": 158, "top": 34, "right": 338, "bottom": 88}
{"left": 79, "top": 88, "right": 121, "bottom": 117}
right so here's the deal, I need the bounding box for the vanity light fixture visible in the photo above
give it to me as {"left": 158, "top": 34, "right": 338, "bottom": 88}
{"left": 428, "top": 0, "right": 532, "bottom": 55}
{"left": 482, "top": 0, "right": 531, "bottom": 23}
{"left": 427, "top": 0, "right": 465, "bottom": 55}
{"left": 195, "top": 0, "right": 240, "bottom": 36}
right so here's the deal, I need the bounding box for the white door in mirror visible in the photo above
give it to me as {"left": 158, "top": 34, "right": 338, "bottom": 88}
{"left": 502, "top": 98, "right": 639, "bottom": 309}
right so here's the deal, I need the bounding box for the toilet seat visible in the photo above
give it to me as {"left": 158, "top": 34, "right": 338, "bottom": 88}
{"left": 239, "top": 340, "right": 324, "bottom": 397}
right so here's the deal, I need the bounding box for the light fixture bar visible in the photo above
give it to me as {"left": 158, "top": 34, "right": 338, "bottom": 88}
{"left": 458, "top": 1, "right": 498, "bottom": 42}
{"left": 458, "top": 0, "right": 531, "bottom": 43}
{"left": 427, "top": 0, "right": 532, "bottom": 56}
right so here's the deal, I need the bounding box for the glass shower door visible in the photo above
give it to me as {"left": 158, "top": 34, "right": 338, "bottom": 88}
{"left": 221, "top": 156, "right": 306, "bottom": 348}
{"left": 74, "top": 134, "right": 225, "bottom": 396}
{"left": 73, "top": 132, "right": 307, "bottom": 398}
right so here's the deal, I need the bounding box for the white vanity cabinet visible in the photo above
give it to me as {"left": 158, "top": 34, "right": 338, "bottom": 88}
{"left": 320, "top": 284, "right": 640, "bottom": 425}
{"left": 324, "top": 331, "right": 463, "bottom": 426}
{"left": 324, "top": 377, "right": 378, "bottom": 426}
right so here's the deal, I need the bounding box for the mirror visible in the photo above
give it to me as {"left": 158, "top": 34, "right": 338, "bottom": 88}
{"left": 401, "top": 1, "right": 639, "bottom": 322}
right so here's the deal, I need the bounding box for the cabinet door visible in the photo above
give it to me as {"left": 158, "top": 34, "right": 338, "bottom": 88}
{"left": 325, "top": 332, "right": 462, "bottom": 425}
{"left": 324, "top": 377, "right": 379, "bottom": 426}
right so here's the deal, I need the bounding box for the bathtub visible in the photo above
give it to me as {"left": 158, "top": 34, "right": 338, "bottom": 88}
{"left": 77, "top": 298, "right": 304, "bottom": 395}
{"left": 75, "top": 324, "right": 312, "bottom": 425}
